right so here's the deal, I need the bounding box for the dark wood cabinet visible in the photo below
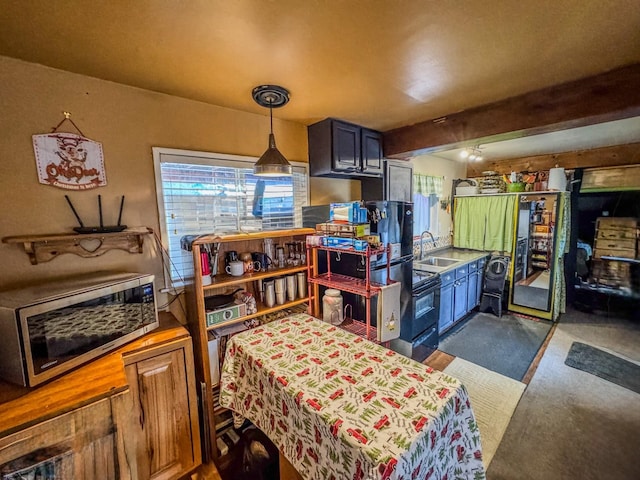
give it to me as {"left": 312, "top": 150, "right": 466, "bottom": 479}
{"left": 361, "top": 127, "right": 384, "bottom": 175}
{"left": 308, "top": 118, "right": 383, "bottom": 178}
{"left": 361, "top": 159, "right": 413, "bottom": 202}
{"left": 332, "top": 120, "right": 360, "bottom": 172}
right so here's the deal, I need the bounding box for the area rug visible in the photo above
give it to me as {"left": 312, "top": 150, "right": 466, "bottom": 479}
{"left": 443, "top": 357, "right": 526, "bottom": 469}
{"left": 439, "top": 312, "right": 552, "bottom": 381}
{"left": 564, "top": 342, "right": 640, "bottom": 394}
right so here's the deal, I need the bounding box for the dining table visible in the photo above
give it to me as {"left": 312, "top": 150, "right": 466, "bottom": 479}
{"left": 219, "top": 313, "right": 486, "bottom": 480}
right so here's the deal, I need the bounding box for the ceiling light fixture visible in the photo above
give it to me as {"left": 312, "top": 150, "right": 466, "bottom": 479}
{"left": 459, "top": 145, "right": 483, "bottom": 162}
{"left": 252, "top": 85, "right": 292, "bottom": 176}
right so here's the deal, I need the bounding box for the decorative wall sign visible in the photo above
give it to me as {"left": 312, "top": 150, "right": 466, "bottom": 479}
{"left": 32, "top": 112, "right": 106, "bottom": 190}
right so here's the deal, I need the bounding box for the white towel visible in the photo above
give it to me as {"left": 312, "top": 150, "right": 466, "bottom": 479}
{"left": 377, "top": 282, "right": 401, "bottom": 342}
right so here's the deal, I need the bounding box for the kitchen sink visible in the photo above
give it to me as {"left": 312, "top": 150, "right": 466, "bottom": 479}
{"left": 413, "top": 256, "right": 459, "bottom": 272}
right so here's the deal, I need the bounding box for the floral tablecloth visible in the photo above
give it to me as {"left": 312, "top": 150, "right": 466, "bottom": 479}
{"left": 220, "top": 313, "right": 485, "bottom": 480}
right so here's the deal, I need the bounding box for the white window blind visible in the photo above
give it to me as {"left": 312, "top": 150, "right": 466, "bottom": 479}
{"left": 153, "top": 148, "right": 309, "bottom": 285}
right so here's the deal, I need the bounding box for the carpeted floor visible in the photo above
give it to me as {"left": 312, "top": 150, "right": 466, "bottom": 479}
{"left": 439, "top": 312, "right": 552, "bottom": 381}
{"left": 443, "top": 358, "right": 525, "bottom": 469}
{"left": 488, "top": 307, "right": 640, "bottom": 480}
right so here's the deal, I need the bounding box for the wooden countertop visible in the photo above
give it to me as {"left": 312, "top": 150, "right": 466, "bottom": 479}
{"left": 0, "top": 312, "right": 189, "bottom": 437}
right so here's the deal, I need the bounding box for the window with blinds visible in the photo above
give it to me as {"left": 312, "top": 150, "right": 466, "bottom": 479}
{"left": 153, "top": 148, "right": 309, "bottom": 285}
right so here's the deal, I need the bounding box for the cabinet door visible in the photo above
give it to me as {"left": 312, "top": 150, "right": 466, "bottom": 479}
{"left": 361, "top": 128, "right": 383, "bottom": 175}
{"left": 0, "top": 398, "right": 117, "bottom": 480}
{"left": 332, "top": 120, "right": 360, "bottom": 172}
{"left": 467, "top": 272, "right": 478, "bottom": 311}
{"left": 453, "top": 278, "right": 468, "bottom": 321}
{"left": 122, "top": 338, "right": 201, "bottom": 480}
{"left": 385, "top": 160, "right": 413, "bottom": 202}
{"left": 439, "top": 283, "right": 454, "bottom": 333}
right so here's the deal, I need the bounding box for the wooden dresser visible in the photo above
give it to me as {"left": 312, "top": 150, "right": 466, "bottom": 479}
{"left": 0, "top": 312, "right": 201, "bottom": 480}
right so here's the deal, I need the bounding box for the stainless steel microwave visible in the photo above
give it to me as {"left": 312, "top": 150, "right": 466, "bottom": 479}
{"left": 0, "top": 272, "right": 158, "bottom": 387}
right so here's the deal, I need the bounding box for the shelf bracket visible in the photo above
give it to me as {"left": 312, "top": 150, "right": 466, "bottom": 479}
{"left": 2, "top": 227, "right": 153, "bottom": 265}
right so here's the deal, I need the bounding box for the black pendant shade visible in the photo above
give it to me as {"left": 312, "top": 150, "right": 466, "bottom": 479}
{"left": 252, "top": 85, "right": 292, "bottom": 176}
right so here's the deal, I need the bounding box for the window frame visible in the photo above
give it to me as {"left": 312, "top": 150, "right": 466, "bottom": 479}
{"left": 152, "top": 147, "right": 309, "bottom": 288}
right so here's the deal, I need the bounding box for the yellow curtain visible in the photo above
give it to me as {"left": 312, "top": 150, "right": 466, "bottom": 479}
{"left": 453, "top": 195, "right": 516, "bottom": 252}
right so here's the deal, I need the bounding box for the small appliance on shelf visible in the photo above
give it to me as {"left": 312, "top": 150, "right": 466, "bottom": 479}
{"left": 454, "top": 178, "right": 479, "bottom": 196}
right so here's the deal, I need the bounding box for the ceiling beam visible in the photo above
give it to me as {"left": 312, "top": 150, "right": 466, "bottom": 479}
{"left": 384, "top": 63, "right": 640, "bottom": 158}
{"left": 465, "top": 142, "right": 640, "bottom": 177}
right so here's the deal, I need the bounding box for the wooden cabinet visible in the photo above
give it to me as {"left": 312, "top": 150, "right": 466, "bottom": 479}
{"left": 117, "top": 337, "right": 201, "bottom": 480}
{"left": 0, "top": 397, "right": 118, "bottom": 479}
{"left": 361, "top": 159, "right": 414, "bottom": 202}
{"left": 0, "top": 314, "right": 201, "bottom": 480}
{"left": 439, "top": 256, "right": 489, "bottom": 335}
{"left": 453, "top": 276, "right": 468, "bottom": 322}
{"left": 308, "top": 118, "right": 383, "bottom": 178}
{"left": 439, "top": 279, "right": 454, "bottom": 333}
{"left": 184, "top": 228, "right": 315, "bottom": 461}
{"left": 467, "top": 269, "right": 478, "bottom": 312}
{"left": 361, "top": 127, "right": 384, "bottom": 175}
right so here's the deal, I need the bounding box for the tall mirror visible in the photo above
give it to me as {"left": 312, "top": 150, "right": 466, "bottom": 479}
{"left": 510, "top": 193, "right": 559, "bottom": 312}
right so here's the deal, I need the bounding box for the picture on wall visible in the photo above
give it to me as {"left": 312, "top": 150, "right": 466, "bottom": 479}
{"left": 32, "top": 133, "right": 107, "bottom": 190}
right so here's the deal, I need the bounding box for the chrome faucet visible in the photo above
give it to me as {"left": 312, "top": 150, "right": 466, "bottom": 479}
{"left": 419, "top": 231, "right": 435, "bottom": 260}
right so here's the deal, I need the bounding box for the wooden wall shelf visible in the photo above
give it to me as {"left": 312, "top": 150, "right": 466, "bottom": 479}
{"left": 2, "top": 227, "right": 153, "bottom": 264}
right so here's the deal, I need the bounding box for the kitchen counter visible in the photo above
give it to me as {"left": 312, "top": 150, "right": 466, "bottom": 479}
{"left": 0, "top": 312, "right": 187, "bottom": 436}
{"left": 414, "top": 248, "right": 490, "bottom": 274}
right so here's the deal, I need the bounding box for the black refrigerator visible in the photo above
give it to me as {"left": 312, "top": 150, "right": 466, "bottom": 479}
{"left": 302, "top": 201, "right": 414, "bottom": 333}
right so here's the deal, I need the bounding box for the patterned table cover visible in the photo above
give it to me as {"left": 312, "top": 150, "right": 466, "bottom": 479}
{"left": 220, "top": 314, "right": 486, "bottom": 480}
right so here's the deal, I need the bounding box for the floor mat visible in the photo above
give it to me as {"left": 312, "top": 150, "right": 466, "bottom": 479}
{"left": 439, "top": 312, "right": 552, "bottom": 381}
{"left": 564, "top": 342, "right": 640, "bottom": 394}
{"left": 443, "top": 358, "right": 526, "bottom": 469}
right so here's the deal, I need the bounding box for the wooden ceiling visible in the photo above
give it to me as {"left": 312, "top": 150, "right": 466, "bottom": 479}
{"left": 1, "top": 0, "right": 639, "bottom": 158}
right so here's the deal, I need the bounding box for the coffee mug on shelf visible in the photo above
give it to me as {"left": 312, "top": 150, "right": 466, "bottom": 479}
{"left": 252, "top": 252, "right": 272, "bottom": 272}
{"left": 243, "top": 260, "right": 262, "bottom": 273}
{"left": 225, "top": 260, "right": 244, "bottom": 277}
{"left": 225, "top": 250, "right": 239, "bottom": 266}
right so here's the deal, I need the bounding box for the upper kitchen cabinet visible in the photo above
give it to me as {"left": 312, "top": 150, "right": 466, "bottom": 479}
{"left": 361, "top": 159, "right": 414, "bottom": 202}
{"left": 308, "top": 118, "right": 383, "bottom": 178}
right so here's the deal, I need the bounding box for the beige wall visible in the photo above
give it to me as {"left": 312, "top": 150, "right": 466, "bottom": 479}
{"left": 412, "top": 154, "right": 467, "bottom": 240}
{"left": 0, "top": 56, "right": 310, "bottom": 303}
{"left": 309, "top": 177, "right": 361, "bottom": 204}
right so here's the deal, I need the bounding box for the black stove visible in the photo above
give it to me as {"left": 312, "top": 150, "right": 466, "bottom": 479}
{"left": 413, "top": 269, "right": 440, "bottom": 292}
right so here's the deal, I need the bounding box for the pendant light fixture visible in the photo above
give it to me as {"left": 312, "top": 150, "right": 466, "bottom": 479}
{"left": 252, "top": 85, "right": 292, "bottom": 176}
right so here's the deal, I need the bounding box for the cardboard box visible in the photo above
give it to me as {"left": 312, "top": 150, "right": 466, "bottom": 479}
{"left": 315, "top": 222, "right": 370, "bottom": 238}
{"left": 329, "top": 202, "right": 367, "bottom": 223}
{"left": 205, "top": 301, "right": 247, "bottom": 327}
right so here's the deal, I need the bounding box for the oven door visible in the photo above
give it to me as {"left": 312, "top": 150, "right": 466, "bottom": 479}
{"left": 408, "top": 281, "right": 441, "bottom": 341}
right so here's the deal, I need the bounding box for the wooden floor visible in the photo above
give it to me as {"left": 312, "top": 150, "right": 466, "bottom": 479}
{"left": 189, "top": 461, "right": 223, "bottom": 480}
{"left": 423, "top": 349, "right": 455, "bottom": 371}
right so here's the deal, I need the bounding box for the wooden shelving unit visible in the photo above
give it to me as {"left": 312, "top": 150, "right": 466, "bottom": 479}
{"left": 2, "top": 227, "right": 153, "bottom": 264}
{"left": 184, "top": 227, "right": 315, "bottom": 463}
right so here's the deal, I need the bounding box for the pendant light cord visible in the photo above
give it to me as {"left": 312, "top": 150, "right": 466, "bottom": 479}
{"left": 269, "top": 98, "right": 273, "bottom": 134}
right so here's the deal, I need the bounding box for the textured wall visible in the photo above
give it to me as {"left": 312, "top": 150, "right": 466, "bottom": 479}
{"left": 0, "top": 56, "right": 310, "bottom": 305}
